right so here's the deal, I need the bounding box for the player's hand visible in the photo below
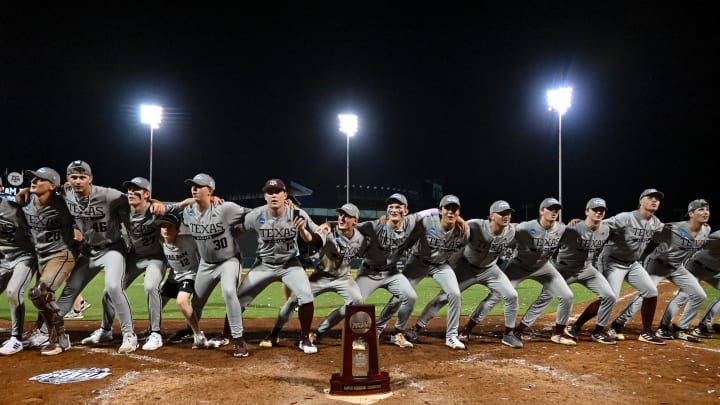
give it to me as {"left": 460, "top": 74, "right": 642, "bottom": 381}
{"left": 379, "top": 215, "right": 388, "bottom": 225}
{"left": 73, "top": 228, "right": 84, "bottom": 242}
{"left": 567, "top": 218, "right": 582, "bottom": 226}
{"left": 149, "top": 199, "right": 166, "bottom": 215}
{"left": 285, "top": 199, "right": 297, "bottom": 209}
{"left": 14, "top": 188, "right": 31, "bottom": 205}
{"left": 315, "top": 222, "right": 333, "bottom": 234}
{"left": 455, "top": 215, "right": 468, "bottom": 235}
{"left": 211, "top": 196, "right": 224, "bottom": 206}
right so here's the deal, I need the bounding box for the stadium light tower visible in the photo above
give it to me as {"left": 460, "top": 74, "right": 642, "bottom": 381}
{"left": 140, "top": 104, "right": 163, "bottom": 196}
{"left": 338, "top": 114, "right": 358, "bottom": 203}
{"left": 546, "top": 87, "right": 572, "bottom": 220}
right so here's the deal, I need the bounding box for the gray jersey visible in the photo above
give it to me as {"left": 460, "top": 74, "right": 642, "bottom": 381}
{"left": 317, "top": 227, "right": 366, "bottom": 277}
{"left": 127, "top": 203, "right": 180, "bottom": 260}
{"left": 183, "top": 201, "right": 250, "bottom": 263}
{"left": 647, "top": 221, "right": 711, "bottom": 268}
{"left": 356, "top": 213, "right": 423, "bottom": 269}
{"left": 410, "top": 214, "right": 469, "bottom": 265}
{"left": 63, "top": 185, "right": 129, "bottom": 249}
{"left": 602, "top": 211, "right": 664, "bottom": 262}
{"left": 691, "top": 230, "right": 720, "bottom": 271}
{"left": 556, "top": 221, "right": 610, "bottom": 268}
{"left": 163, "top": 234, "right": 200, "bottom": 282}
{"left": 513, "top": 219, "right": 567, "bottom": 269}
{"left": 0, "top": 198, "right": 34, "bottom": 262}
{"left": 23, "top": 194, "right": 76, "bottom": 264}
{"left": 242, "top": 206, "right": 318, "bottom": 265}
{"left": 462, "top": 219, "right": 516, "bottom": 269}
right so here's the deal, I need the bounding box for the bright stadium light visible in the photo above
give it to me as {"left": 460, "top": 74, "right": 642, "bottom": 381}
{"left": 338, "top": 114, "right": 358, "bottom": 204}
{"left": 547, "top": 87, "right": 572, "bottom": 220}
{"left": 140, "top": 104, "right": 163, "bottom": 196}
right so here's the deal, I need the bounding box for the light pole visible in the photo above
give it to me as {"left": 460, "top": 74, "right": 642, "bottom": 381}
{"left": 546, "top": 87, "right": 572, "bottom": 220}
{"left": 338, "top": 114, "right": 358, "bottom": 204}
{"left": 140, "top": 104, "right": 163, "bottom": 197}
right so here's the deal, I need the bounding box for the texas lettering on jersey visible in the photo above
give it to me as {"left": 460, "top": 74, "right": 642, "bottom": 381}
{"left": 189, "top": 222, "right": 226, "bottom": 240}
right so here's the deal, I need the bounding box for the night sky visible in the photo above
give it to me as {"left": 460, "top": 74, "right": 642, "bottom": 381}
{"left": 2, "top": 8, "right": 717, "bottom": 222}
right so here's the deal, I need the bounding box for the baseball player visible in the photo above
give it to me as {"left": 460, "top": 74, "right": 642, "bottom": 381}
{"left": 577, "top": 188, "right": 667, "bottom": 344}
{"left": 259, "top": 202, "right": 365, "bottom": 348}
{"left": 236, "top": 179, "right": 321, "bottom": 355}
{"left": 528, "top": 198, "right": 618, "bottom": 344}
{"left": 375, "top": 195, "right": 469, "bottom": 350}
{"left": 156, "top": 212, "right": 209, "bottom": 349}
{"left": 612, "top": 198, "right": 711, "bottom": 342}
{"left": 412, "top": 200, "right": 522, "bottom": 349}
{"left": 0, "top": 177, "right": 38, "bottom": 355}
{"left": 20, "top": 167, "right": 79, "bottom": 355}
{"left": 94, "top": 177, "right": 193, "bottom": 351}
{"left": 181, "top": 173, "right": 252, "bottom": 357}
{"left": 670, "top": 228, "right": 720, "bottom": 337}
{"left": 348, "top": 193, "right": 430, "bottom": 348}
{"left": 36, "top": 160, "right": 156, "bottom": 353}
{"left": 473, "top": 197, "right": 576, "bottom": 346}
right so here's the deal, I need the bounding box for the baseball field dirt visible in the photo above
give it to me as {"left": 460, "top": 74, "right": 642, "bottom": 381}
{"left": 1, "top": 280, "right": 719, "bottom": 404}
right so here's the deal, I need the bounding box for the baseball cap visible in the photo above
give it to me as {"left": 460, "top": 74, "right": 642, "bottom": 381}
{"left": 184, "top": 173, "right": 216, "bottom": 189}
{"left": 687, "top": 199, "right": 709, "bottom": 213}
{"left": 639, "top": 188, "right": 664, "bottom": 200}
{"left": 66, "top": 160, "right": 93, "bottom": 176}
{"left": 122, "top": 177, "right": 151, "bottom": 192}
{"left": 336, "top": 203, "right": 360, "bottom": 218}
{"left": 155, "top": 212, "right": 181, "bottom": 228}
{"left": 439, "top": 194, "right": 461, "bottom": 209}
{"left": 586, "top": 197, "right": 607, "bottom": 210}
{"left": 25, "top": 167, "right": 61, "bottom": 187}
{"left": 489, "top": 200, "right": 515, "bottom": 214}
{"left": 385, "top": 193, "right": 408, "bottom": 206}
{"left": 540, "top": 197, "right": 563, "bottom": 210}
{"left": 262, "top": 178, "right": 286, "bottom": 192}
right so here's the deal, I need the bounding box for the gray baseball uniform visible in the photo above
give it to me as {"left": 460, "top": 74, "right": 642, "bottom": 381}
{"left": 271, "top": 223, "right": 365, "bottom": 335}
{"left": 163, "top": 234, "right": 200, "bottom": 283}
{"left": 524, "top": 220, "right": 616, "bottom": 328}
{"left": 183, "top": 201, "right": 250, "bottom": 339}
{"left": 56, "top": 185, "right": 135, "bottom": 334}
{"left": 672, "top": 230, "right": 720, "bottom": 328}
{"left": 417, "top": 218, "right": 519, "bottom": 330}
{"left": 376, "top": 213, "right": 469, "bottom": 339}
{"left": 477, "top": 219, "right": 573, "bottom": 328}
{"left": 0, "top": 198, "right": 37, "bottom": 339}
{"left": 615, "top": 221, "right": 711, "bottom": 329}
{"left": 600, "top": 210, "right": 664, "bottom": 331}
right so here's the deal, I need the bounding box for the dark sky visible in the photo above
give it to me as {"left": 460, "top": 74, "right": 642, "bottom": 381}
{"left": 2, "top": 8, "right": 717, "bottom": 221}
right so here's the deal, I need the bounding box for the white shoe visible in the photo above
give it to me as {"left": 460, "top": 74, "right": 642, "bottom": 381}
{"left": 81, "top": 328, "right": 113, "bottom": 345}
{"left": 0, "top": 337, "right": 23, "bottom": 355}
{"left": 298, "top": 339, "right": 318, "bottom": 354}
{"left": 551, "top": 333, "right": 577, "bottom": 346}
{"left": 390, "top": 332, "right": 414, "bottom": 348}
{"left": 23, "top": 329, "right": 49, "bottom": 348}
{"left": 445, "top": 336, "right": 466, "bottom": 350}
{"left": 142, "top": 332, "right": 163, "bottom": 351}
{"left": 192, "top": 332, "right": 208, "bottom": 349}
{"left": 63, "top": 310, "right": 84, "bottom": 320}
{"left": 118, "top": 332, "right": 138, "bottom": 353}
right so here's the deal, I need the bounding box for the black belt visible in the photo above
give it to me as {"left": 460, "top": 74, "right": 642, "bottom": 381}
{"left": 609, "top": 255, "right": 635, "bottom": 265}
{"left": 364, "top": 264, "right": 392, "bottom": 272}
{"left": 462, "top": 256, "right": 488, "bottom": 271}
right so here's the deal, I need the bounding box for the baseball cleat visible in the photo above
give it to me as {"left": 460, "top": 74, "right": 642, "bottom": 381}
{"left": 81, "top": 328, "right": 113, "bottom": 345}
{"left": 58, "top": 333, "right": 72, "bottom": 352}
{"left": 502, "top": 333, "right": 523, "bottom": 349}
{"left": 390, "top": 332, "right": 413, "bottom": 348}
{"left": 259, "top": 334, "right": 279, "bottom": 348}
{"left": 673, "top": 329, "right": 700, "bottom": 342}
{"left": 142, "top": 332, "right": 163, "bottom": 351}
{"left": 565, "top": 325, "right": 579, "bottom": 341}
{"left": 638, "top": 332, "right": 666, "bottom": 345}
{"left": 591, "top": 331, "right": 617, "bottom": 345}
{"left": 458, "top": 331, "right": 470, "bottom": 343}
{"left": 23, "top": 329, "right": 49, "bottom": 348}
{"left": 607, "top": 326, "right": 625, "bottom": 341}
{"left": 118, "top": 332, "right": 138, "bottom": 353}
{"left": 0, "top": 337, "right": 24, "bottom": 355}
{"left": 298, "top": 338, "right": 317, "bottom": 354}
{"left": 136, "top": 328, "right": 152, "bottom": 341}
{"left": 655, "top": 326, "right": 674, "bottom": 340}
{"left": 691, "top": 326, "right": 712, "bottom": 339}
{"left": 551, "top": 333, "right": 577, "bottom": 346}
{"left": 207, "top": 335, "right": 230, "bottom": 349}
{"left": 167, "top": 328, "right": 193, "bottom": 344}
{"left": 233, "top": 337, "right": 249, "bottom": 357}
{"left": 63, "top": 310, "right": 84, "bottom": 320}
{"left": 403, "top": 327, "right": 419, "bottom": 343}
{"left": 192, "top": 332, "right": 209, "bottom": 349}
{"left": 445, "top": 336, "right": 466, "bottom": 350}
{"left": 712, "top": 323, "right": 720, "bottom": 334}
{"left": 41, "top": 342, "right": 63, "bottom": 356}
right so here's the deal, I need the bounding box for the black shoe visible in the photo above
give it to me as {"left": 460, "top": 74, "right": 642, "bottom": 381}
{"left": 712, "top": 323, "right": 720, "bottom": 334}
{"left": 655, "top": 326, "right": 674, "bottom": 340}
{"left": 168, "top": 328, "right": 193, "bottom": 344}
{"left": 691, "top": 325, "right": 712, "bottom": 339}
{"left": 233, "top": 337, "right": 249, "bottom": 357}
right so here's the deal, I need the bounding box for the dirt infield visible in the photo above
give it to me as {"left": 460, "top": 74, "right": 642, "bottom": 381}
{"left": 1, "top": 281, "right": 719, "bottom": 405}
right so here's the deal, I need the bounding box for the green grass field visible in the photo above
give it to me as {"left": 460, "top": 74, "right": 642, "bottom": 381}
{"left": 2, "top": 270, "right": 718, "bottom": 322}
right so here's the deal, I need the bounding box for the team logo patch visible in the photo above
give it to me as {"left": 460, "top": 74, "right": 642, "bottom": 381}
{"left": 259, "top": 217, "right": 265, "bottom": 225}
{"left": 530, "top": 228, "right": 537, "bottom": 235}
{"left": 680, "top": 231, "right": 687, "bottom": 237}
{"left": 381, "top": 225, "right": 387, "bottom": 231}
{"left": 29, "top": 367, "right": 111, "bottom": 384}
{"left": 429, "top": 227, "right": 436, "bottom": 234}
{"left": 187, "top": 208, "right": 194, "bottom": 216}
